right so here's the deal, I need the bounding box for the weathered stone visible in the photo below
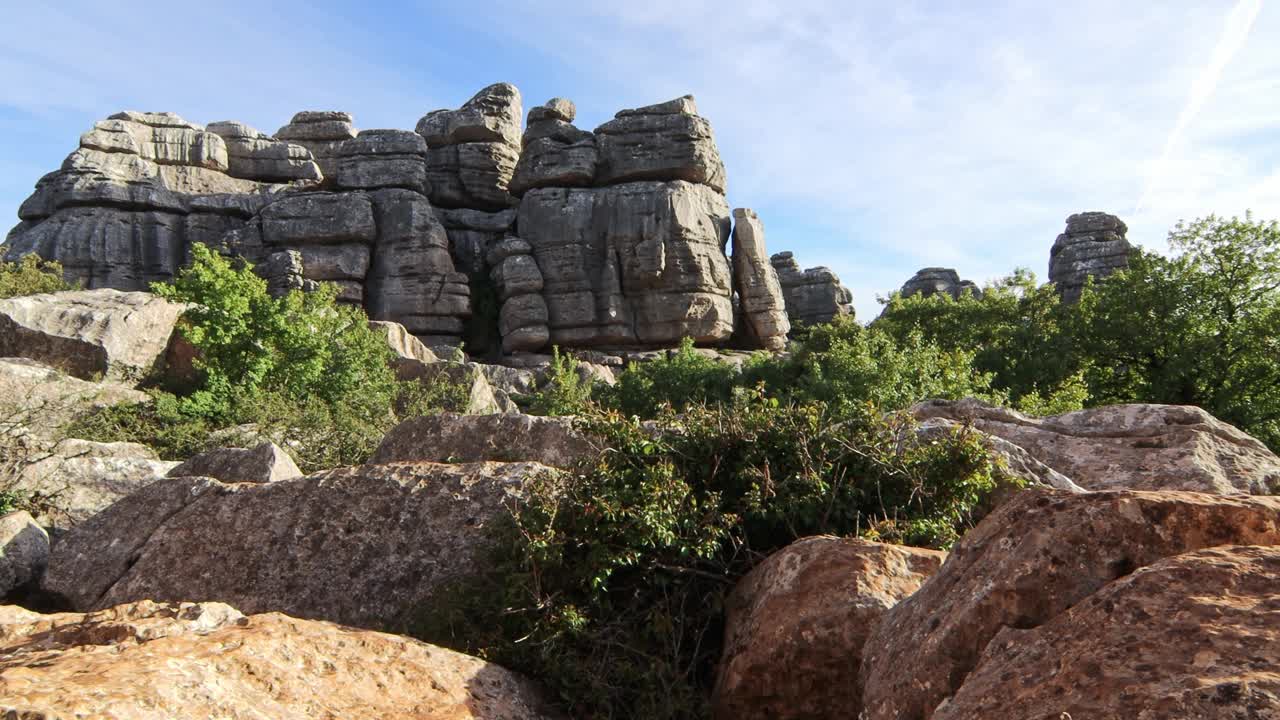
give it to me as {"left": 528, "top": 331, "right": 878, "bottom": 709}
{"left": 393, "top": 359, "right": 504, "bottom": 415}
{"left": 42, "top": 461, "right": 554, "bottom": 628}
{"left": 730, "top": 208, "right": 789, "bottom": 350}
{"left": 0, "top": 600, "right": 563, "bottom": 720}
{"left": 334, "top": 128, "right": 428, "bottom": 192}
{"left": 502, "top": 325, "right": 551, "bottom": 354}
{"left": 438, "top": 207, "right": 517, "bottom": 275}
{"left": 527, "top": 97, "right": 576, "bottom": 124}
{"left": 914, "top": 417, "right": 1084, "bottom": 493}
{"left": 273, "top": 110, "right": 357, "bottom": 182}
{"left": 934, "top": 545, "right": 1280, "bottom": 720}
{"left": 522, "top": 118, "right": 594, "bottom": 147}
{"left": 368, "top": 320, "right": 439, "bottom": 364}
{"left": 371, "top": 412, "right": 594, "bottom": 468}
{"left": 416, "top": 83, "right": 523, "bottom": 148}
{"left": 594, "top": 95, "right": 726, "bottom": 192}
{"left": 713, "top": 537, "right": 944, "bottom": 720}
{"left": 1050, "top": 211, "right": 1132, "bottom": 303}
{"left": 10, "top": 439, "right": 177, "bottom": 530}
{"left": 510, "top": 136, "right": 598, "bottom": 195}
{"left": 0, "top": 289, "right": 186, "bottom": 382}
{"left": 770, "top": 252, "right": 855, "bottom": 326}
{"left": 494, "top": 253, "right": 545, "bottom": 299}
{"left": 83, "top": 113, "right": 228, "bottom": 171}
{"left": 913, "top": 398, "right": 1280, "bottom": 494}
{"left": 259, "top": 192, "right": 376, "bottom": 246}
{"left": 0, "top": 511, "right": 49, "bottom": 597}
{"left": 518, "top": 180, "right": 734, "bottom": 347}
{"left": 0, "top": 358, "right": 146, "bottom": 439}
{"left": 499, "top": 292, "right": 550, "bottom": 337}
{"left": 206, "top": 121, "right": 322, "bottom": 183}
{"left": 860, "top": 488, "right": 1280, "bottom": 720}
{"left": 167, "top": 442, "right": 301, "bottom": 484}
{"left": 899, "top": 266, "right": 982, "bottom": 300}
{"left": 424, "top": 141, "right": 519, "bottom": 210}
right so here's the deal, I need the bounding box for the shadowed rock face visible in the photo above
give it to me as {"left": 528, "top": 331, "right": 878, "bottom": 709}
{"left": 769, "top": 251, "right": 854, "bottom": 327}
{"left": 0, "top": 600, "right": 564, "bottom": 719}
{"left": 899, "top": 267, "right": 981, "bottom": 300}
{"left": 1049, "top": 211, "right": 1132, "bottom": 302}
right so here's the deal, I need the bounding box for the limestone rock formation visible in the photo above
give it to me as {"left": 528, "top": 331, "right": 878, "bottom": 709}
{"left": 713, "top": 537, "right": 944, "bottom": 720}
{"left": 417, "top": 83, "right": 522, "bottom": 211}
{"left": 371, "top": 412, "right": 595, "bottom": 469}
{"left": 769, "top": 251, "right": 855, "bottom": 326}
{"left": 1050, "top": 211, "right": 1132, "bottom": 302}
{"left": 0, "top": 358, "right": 146, "bottom": 439}
{"left": 0, "top": 289, "right": 187, "bottom": 382}
{"left": 899, "top": 266, "right": 982, "bottom": 299}
{"left": 859, "top": 488, "right": 1280, "bottom": 720}
{"left": 368, "top": 319, "right": 439, "bottom": 363}
{"left": 42, "top": 461, "right": 553, "bottom": 628}
{"left": 730, "top": 209, "right": 790, "bottom": 350}
{"left": 0, "top": 600, "right": 563, "bottom": 719}
{"left": 913, "top": 398, "right": 1280, "bottom": 494}
{"left": 166, "top": 442, "right": 301, "bottom": 484}
{"left": 206, "top": 121, "right": 322, "bottom": 183}
{"left": 334, "top": 128, "right": 428, "bottom": 193}
{"left": 934, "top": 544, "right": 1280, "bottom": 719}
{"left": 488, "top": 236, "right": 550, "bottom": 352}
{"left": 595, "top": 95, "right": 726, "bottom": 192}
{"left": 0, "top": 511, "right": 48, "bottom": 598}
{"left": 510, "top": 98, "right": 598, "bottom": 196}
{"left": 439, "top": 207, "right": 518, "bottom": 275}
{"left": 273, "top": 110, "right": 357, "bottom": 183}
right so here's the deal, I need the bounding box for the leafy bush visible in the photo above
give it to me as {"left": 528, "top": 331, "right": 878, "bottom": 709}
{"left": 597, "top": 338, "right": 740, "bottom": 416}
{"left": 527, "top": 347, "right": 596, "bottom": 416}
{"left": 0, "top": 255, "right": 76, "bottom": 298}
{"left": 418, "top": 395, "right": 1016, "bottom": 719}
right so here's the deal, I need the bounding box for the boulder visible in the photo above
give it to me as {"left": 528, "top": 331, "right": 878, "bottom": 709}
{"left": 206, "top": 121, "right": 322, "bottom": 183}
{"left": 0, "top": 511, "right": 49, "bottom": 597}
{"left": 518, "top": 180, "right": 734, "bottom": 347}
{"left": 0, "top": 358, "right": 146, "bottom": 439}
{"left": 273, "top": 110, "right": 358, "bottom": 182}
{"left": 42, "top": 461, "right": 555, "bottom": 629}
{"left": 1050, "top": 211, "right": 1132, "bottom": 303}
{"left": 167, "top": 442, "right": 301, "bottom": 484}
{"left": 424, "top": 141, "right": 520, "bottom": 210}
{"left": 913, "top": 398, "right": 1280, "bottom": 494}
{"left": 368, "top": 320, "right": 439, "bottom": 363}
{"left": 730, "top": 208, "right": 790, "bottom": 350}
{"left": 9, "top": 439, "right": 177, "bottom": 530}
{"left": 371, "top": 412, "right": 595, "bottom": 468}
{"left": 528, "top": 97, "right": 576, "bottom": 124}
{"left": 713, "top": 537, "right": 944, "bottom": 720}
{"left": 510, "top": 136, "right": 598, "bottom": 195}
{"left": 334, "top": 128, "right": 428, "bottom": 193}
{"left": 0, "top": 289, "right": 187, "bottom": 382}
{"left": 594, "top": 95, "right": 726, "bottom": 193}
{"left": 934, "top": 544, "right": 1280, "bottom": 719}
{"left": 859, "top": 488, "right": 1280, "bottom": 720}
{"left": 0, "top": 599, "right": 563, "bottom": 719}
{"left": 416, "top": 82, "right": 523, "bottom": 149}
{"left": 899, "top": 267, "right": 982, "bottom": 300}
{"left": 769, "top": 252, "right": 854, "bottom": 326}
{"left": 259, "top": 191, "right": 376, "bottom": 246}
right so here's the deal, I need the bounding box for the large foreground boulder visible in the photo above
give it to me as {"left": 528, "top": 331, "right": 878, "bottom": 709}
{"left": 371, "top": 412, "right": 595, "bottom": 468}
{"left": 859, "top": 488, "right": 1280, "bottom": 720}
{"left": 166, "top": 442, "right": 301, "bottom": 484}
{"left": 713, "top": 537, "right": 944, "bottom": 720}
{"left": 0, "top": 358, "right": 146, "bottom": 439}
{"left": 0, "top": 511, "right": 48, "bottom": 598}
{"left": 42, "top": 461, "right": 554, "bottom": 629}
{"left": 0, "top": 289, "right": 186, "bottom": 382}
{"left": 0, "top": 599, "right": 563, "bottom": 719}
{"left": 934, "top": 544, "right": 1280, "bottom": 719}
{"left": 913, "top": 398, "right": 1280, "bottom": 494}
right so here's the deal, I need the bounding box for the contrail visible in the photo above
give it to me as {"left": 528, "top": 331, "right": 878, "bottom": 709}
{"left": 1134, "top": 0, "right": 1262, "bottom": 214}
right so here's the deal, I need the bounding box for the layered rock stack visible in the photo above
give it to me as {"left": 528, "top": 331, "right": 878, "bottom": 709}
{"left": 769, "top": 252, "right": 855, "bottom": 326}
{"left": 273, "top": 111, "right": 357, "bottom": 184}
{"left": 1049, "top": 211, "right": 1132, "bottom": 302}
{"left": 730, "top": 209, "right": 790, "bottom": 350}
{"left": 206, "top": 121, "right": 322, "bottom": 183}
{"left": 899, "top": 267, "right": 982, "bottom": 300}
{"left": 488, "top": 238, "right": 549, "bottom": 352}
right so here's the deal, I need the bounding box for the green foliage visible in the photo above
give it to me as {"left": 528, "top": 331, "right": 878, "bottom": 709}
{"left": 527, "top": 347, "right": 595, "bottom": 416}
{"left": 0, "top": 255, "right": 76, "bottom": 298}
{"left": 598, "top": 338, "right": 739, "bottom": 416}
{"left": 420, "top": 396, "right": 1015, "bottom": 719}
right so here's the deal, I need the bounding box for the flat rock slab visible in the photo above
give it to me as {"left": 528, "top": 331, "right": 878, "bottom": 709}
{"left": 371, "top": 412, "right": 596, "bottom": 469}
{"left": 167, "top": 442, "right": 301, "bottom": 484}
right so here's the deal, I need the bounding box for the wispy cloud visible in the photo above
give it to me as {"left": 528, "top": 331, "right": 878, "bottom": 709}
{"left": 1134, "top": 0, "right": 1264, "bottom": 214}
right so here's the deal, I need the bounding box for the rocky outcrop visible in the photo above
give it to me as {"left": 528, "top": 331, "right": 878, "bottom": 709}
{"left": 9, "top": 439, "right": 177, "bottom": 530}
{"left": 730, "top": 209, "right": 790, "bottom": 350}
{"left": 595, "top": 96, "right": 726, "bottom": 192}
{"left": 167, "top": 442, "right": 301, "bottom": 484}
{"left": 0, "top": 511, "right": 48, "bottom": 598}
{"left": 713, "top": 537, "right": 944, "bottom": 720}
{"left": 859, "top": 488, "right": 1280, "bottom": 720}
{"left": 206, "top": 121, "right": 322, "bottom": 183}
{"left": 417, "top": 83, "right": 522, "bottom": 211}
{"left": 273, "top": 110, "right": 357, "bottom": 183}
{"left": 0, "top": 289, "right": 186, "bottom": 382}
{"left": 0, "top": 600, "right": 563, "bottom": 719}
{"left": 488, "top": 237, "right": 550, "bottom": 352}
{"left": 913, "top": 398, "right": 1280, "bottom": 494}
{"left": 899, "top": 266, "right": 982, "bottom": 300}
{"left": 769, "top": 252, "right": 854, "bottom": 326}
{"left": 1050, "top": 211, "right": 1132, "bottom": 302}
{"left": 368, "top": 319, "right": 439, "bottom": 363}
{"left": 334, "top": 129, "right": 428, "bottom": 193}
{"left": 440, "top": 207, "right": 518, "bottom": 275}
{"left": 510, "top": 98, "right": 597, "bottom": 196}
{"left": 934, "top": 544, "right": 1280, "bottom": 719}
{"left": 371, "top": 412, "right": 594, "bottom": 468}
{"left": 0, "top": 358, "right": 146, "bottom": 439}
{"left": 42, "top": 461, "right": 551, "bottom": 629}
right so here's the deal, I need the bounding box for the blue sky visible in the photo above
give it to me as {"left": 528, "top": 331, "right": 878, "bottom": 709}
{"left": 3, "top": 1, "right": 1277, "bottom": 318}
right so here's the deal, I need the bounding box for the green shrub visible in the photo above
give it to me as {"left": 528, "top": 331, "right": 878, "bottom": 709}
{"left": 0, "top": 255, "right": 76, "bottom": 298}
{"left": 418, "top": 395, "right": 1016, "bottom": 719}
{"left": 598, "top": 338, "right": 741, "bottom": 416}
{"left": 527, "top": 347, "right": 595, "bottom": 416}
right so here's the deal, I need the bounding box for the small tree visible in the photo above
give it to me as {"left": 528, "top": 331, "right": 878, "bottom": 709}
{"left": 0, "top": 255, "right": 76, "bottom": 298}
